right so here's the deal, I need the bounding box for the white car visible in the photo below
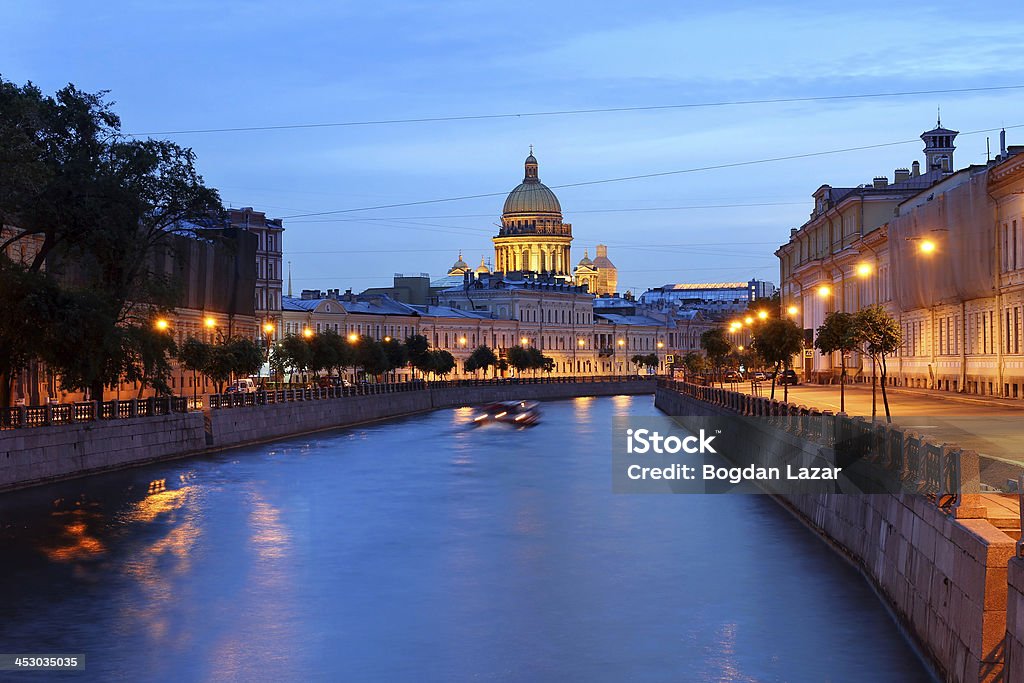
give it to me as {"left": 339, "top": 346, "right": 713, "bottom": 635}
{"left": 226, "top": 379, "right": 258, "bottom": 393}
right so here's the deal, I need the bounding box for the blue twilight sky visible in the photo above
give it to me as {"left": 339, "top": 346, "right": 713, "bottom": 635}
{"left": 4, "top": 1, "right": 1024, "bottom": 294}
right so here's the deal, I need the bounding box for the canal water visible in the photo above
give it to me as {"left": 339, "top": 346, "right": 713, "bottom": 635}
{"left": 0, "top": 396, "right": 933, "bottom": 682}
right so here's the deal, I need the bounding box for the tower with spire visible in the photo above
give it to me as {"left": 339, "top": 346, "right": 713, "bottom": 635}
{"left": 921, "top": 112, "right": 958, "bottom": 174}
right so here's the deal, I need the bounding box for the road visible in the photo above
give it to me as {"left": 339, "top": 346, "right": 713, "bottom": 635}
{"left": 736, "top": 381, "right": 1024, "bottom": 477}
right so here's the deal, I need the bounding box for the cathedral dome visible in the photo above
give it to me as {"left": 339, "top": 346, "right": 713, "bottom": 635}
{"left": 475, "top": 256, "right": 491, "bottom": 275}
{"left": 447, "top": 251, "right": 469, "bottom": 276}
{"left": 503, "top": 151, "right": 561, "bottom": 215}
{"left": 577, "top": 250, "right": 594, "bottom": 267}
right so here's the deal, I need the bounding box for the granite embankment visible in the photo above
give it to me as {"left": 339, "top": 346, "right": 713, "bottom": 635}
{"left": 656, "top": 382, "right": 1017, "bottom": 683}
{"left": 0, "top": 378, "right": 654, "bottom": 492}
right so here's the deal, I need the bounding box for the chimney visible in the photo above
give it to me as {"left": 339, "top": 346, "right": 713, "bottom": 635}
{"left": 894, "top": 168, "right": 910, "bottom": 183}
{"left": 872, "top": 176, "right": 888, "bottom": 189}
{"left": 1001, "top": 128, "right": 1008, "bottom": 157}
{"left": 911, "top": 160, "right": 921, "bottom": 177}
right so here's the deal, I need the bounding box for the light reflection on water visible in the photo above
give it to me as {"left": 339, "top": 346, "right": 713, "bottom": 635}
{"left": 0, "top": 396, "right": 933, "bottom": 682}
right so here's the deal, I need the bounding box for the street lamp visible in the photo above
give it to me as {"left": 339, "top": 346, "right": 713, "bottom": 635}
{"left": 787, "top": 305, "right": 799, "bottom": 316}
{"left": 155, "top": 318, "right": 169, "bottom": 331}
{"left": 856, "top": 262, "right": 873, "bottom": 277}
{"left": 817, "top": 285, "right": 831, "bottom": 298}
{"left": 348, "top": 333, "right": 359, "bottom": 343}
{"left": 919, "top": 239, "right": 936, "bottom": 254}
{"left": 757, "top": 310, "right": 768, "bottom": 320}
{"left": 302, "top": 327, "right": 313, "bottom": 339}
{"left": 204, "top": 316, "right": 216, "bottom": 329}
{"left": 520, "top": 337, "right": 529, "bottom": 346}
{"left": 383, "top": 336, "right": 391, "bottom": 342}
{"left": 744, "top": 316, "right": 754, "bottom": 325}
{"left": 458, "top": 336, "right": 467, "bottom": 347}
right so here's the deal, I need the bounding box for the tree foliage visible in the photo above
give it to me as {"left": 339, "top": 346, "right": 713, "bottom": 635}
{"left": 854, "top": 305, "right": 903, "bottom": 422}
{"left": 464, "top": 345, "right": 498, "bottom": 376}
{"left": 814, "top": 311, "right": 860, "bottom": 413}
{"left": 0, "top": 78, "right": 223, "bottom": 403}
{"left": 751, "top": 318, "right": 804, "bottom": 400}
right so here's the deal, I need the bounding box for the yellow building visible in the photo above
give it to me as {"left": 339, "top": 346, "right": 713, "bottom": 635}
{"left": 493, "top": 150, "right": 573, "bottom": 277}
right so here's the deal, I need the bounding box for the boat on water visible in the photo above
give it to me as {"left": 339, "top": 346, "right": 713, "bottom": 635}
{"left": 473, "top": 400, "right": 541, "bottom": 426}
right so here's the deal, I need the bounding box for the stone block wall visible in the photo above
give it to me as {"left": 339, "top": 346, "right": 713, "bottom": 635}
{"left": 656, "top": 385, "right": 1016, "bottom": 682}
{"left": 1008, "top": 558, "right": 1024, "bottom": 682}
{"left": 0, "top": 413, "right": 206, "bottom": 491}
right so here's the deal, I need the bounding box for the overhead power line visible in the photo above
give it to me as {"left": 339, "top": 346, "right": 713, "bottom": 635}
{"left": 127, "top": 84, "right": 1024, "bottom": 136}
{"left": 276, "top": 123, "right": 1024, "bottom": 219}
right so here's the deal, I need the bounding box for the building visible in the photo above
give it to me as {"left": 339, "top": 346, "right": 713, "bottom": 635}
{"left": 639, "top": 279, "right": 776, "bottom": 315}
{"left": 493, "top": 151, "right": 573, "bottom": 278}
{"left": 227, "top": 207, "right": 285, "bottom": 343}
{"left": 777, "top": 118, "right": 1024, "bottom": 397}
{"left": 574, "top": 244, "right": 618, "bottom": 295}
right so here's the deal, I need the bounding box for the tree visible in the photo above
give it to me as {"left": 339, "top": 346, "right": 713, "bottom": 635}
{"left": 0, "top": 259, "right": 62, "bottom": 405}
{"left": 751, "top": 318, "right": 804, "bottom": 401}
{"left": 465, "top": 345, "right": 498, "bottom": 377}
{"left": 405, "top": 334, "right": 430, "bottom": 378}
{"left": 354, "top": 335, "right": 389, "bottom": 379}
{"left": 681, "top": 351, "right": 707, "bottom": 379}
{"left": 700, "top": 329, "right": 732, "bottom": 387}
{"left": 854, "top": 305, "right": 903, "bottom": 422}
{"left": 526, "top": 347, "right": 546, "bottom": 376}
{"left": 506, "top": 345, "right": 532, "bottom": 376}
{"left": 274, "top": 334, "right": 313, "bottom": 379}
{"left": 204, "top": 337, "right": 262, "bottom": 393}
{"left": 814, "top": 311, "right": 860, "bottom": 414}
{"left": 0, "top": 78, "right": 222, "bottom": 402}
{"left": 381, "top": 337, "right": 409, "bottom": 379}
{"left": 427, "top": 350, "right": 456, "bottom": 378}
{"left": 122, "top": 323, "right": 178, "bottom": 398}
{"left": 178, "top": 337, "right": 212, "bottom": 403}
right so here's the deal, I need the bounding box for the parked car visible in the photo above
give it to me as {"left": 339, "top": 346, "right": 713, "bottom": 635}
{"left": 751, "top": 371, "right": 767, "bottom": 382}
{"left": 724, "top": 370, "right": 743, "bottom": 382}
{"left": 777, "top": 369, "right": 800, "bottom": 385}
{"left": 226, "top": 378, "right": 257, "bottom": 393}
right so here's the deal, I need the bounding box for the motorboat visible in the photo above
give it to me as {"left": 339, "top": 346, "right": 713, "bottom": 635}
{"left": 472, "top": 400, "right": 541, "bottom": 426}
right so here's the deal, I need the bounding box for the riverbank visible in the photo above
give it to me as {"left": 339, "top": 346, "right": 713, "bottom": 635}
{"left": 655, "top": 381, "right": 1016, "bottom": 683}
{"left": 0, "top": 378, "right": 655, "bottom": 492}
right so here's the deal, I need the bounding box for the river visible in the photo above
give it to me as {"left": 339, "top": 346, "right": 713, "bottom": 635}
{"left": 0, "top": 395, "right": 933, "bottom": 681}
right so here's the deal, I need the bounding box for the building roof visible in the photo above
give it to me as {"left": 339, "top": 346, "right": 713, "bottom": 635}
{"left": 503, "top": 153, "right": 561, "bottom": 215}
{"left": 661, "top": 282, "right": 750, "bottom": 291}
{"left": 283, "top": 293, "right": 418, "bottom": 317}
{"left": 406, "top": 305, "right": 492, "bottom": 320}
{"left": 594, "top": 313, "right": 664, "bottom": 326}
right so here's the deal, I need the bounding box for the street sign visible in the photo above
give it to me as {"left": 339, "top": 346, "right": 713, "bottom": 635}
{"left": 803, "top": 349, "right": 814, "bottom": 358}
{"left": 666, "top": 354, "right": 674, "bottom": 363}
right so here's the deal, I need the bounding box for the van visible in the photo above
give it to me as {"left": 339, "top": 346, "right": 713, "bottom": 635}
{"left": 226, "top": 378, "right": 257, "bottom": 393}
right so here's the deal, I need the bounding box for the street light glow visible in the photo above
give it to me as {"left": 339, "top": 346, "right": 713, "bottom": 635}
{"left": 302, "top": 327, "right": 313, "bottom": 339}
{"left": 817, "top": 285, "right": 831, "bottom": 298}
{"left": 617, "top": 339, "right": 625, "bottom": 346}
{"left": 738, "top": 345, "right": 744, "bottom": 351}
{"left": 458, "top": 336, "right": 467, "bottom": 345}
{"left": 657, "top": 341, "right": 664, "bottom": 348}
{"left": 204, "top": 317, "right": 216, "bottom": 329}
{"left": 919, "top": 239, "right": 936, "bottom": 254}
{"left": 856, "top": 262, "right": 873, "bottom": 277}
{"left": 383, "top": 336, "right": 391, "bottom": 342}
{"left": 520, "top": 337, "right": 529, "bottom": 345}
{"left": 787, "top": 305, "right": 799, "bottom": 316}
{"left": 263, "top": 322, "right": 275, "bottom": 334}
{"left": 744, "top": 316, "right": 754, "bottom": 325}
{"left": 757, "top": 310, "right": 768, "bottom": 320}
{"left": 578, "top": 339, "right": 585, "bottom": 347}
{"left": 155, "top": 319, "right": 169, "bottom": 331}
{"left": 348, "top": 333, "right": 359, "bottom": 343}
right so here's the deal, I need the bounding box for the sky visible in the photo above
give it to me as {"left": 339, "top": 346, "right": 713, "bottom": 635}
{"left": 4, "top": 1, "right": 1024, "bottom": 295}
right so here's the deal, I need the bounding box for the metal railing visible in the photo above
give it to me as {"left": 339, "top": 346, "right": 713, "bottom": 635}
{"left": 3, "top": 375, "right": 657, "bottom": 428}
{"left": 657, "top": 377, "right": 965, "bottom": 512}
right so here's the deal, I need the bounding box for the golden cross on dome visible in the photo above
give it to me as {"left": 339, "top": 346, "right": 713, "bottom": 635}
{"left": 529, "top": 144, "right": 534, "bottom": 155}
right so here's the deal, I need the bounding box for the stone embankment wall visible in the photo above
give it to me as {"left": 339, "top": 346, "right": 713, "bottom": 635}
{"left": 0, "top": 379, "right": 654, "bottom": 492}
{"left": 1008, "top": 558, "right": 1024, "bottom": 682}
{"left": 0, "top": 413, "right": 207, "bottom": 492}
{"left": 655, "top": 386, "right": 1016, "bottom": 683}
